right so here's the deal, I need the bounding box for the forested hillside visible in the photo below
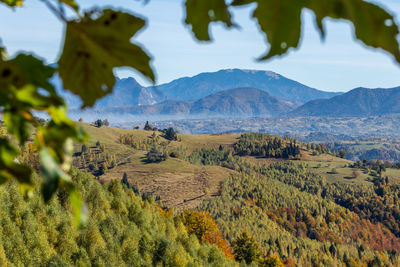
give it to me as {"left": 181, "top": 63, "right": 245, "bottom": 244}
{"left": 4, "top": 123, "right": 400, "bottom": 266}
{"left": 0, "top": 169, "right": 234, "bottom": 266}
{"left": 200, "top": 172, "right": 400, "bottom": 266}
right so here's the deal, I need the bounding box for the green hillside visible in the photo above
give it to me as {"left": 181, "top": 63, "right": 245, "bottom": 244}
{"left": 0, "top": 169, "right": 234, "bottom": 266}
{"left": 4, "top": 123, "right": 400, "bottom": 265}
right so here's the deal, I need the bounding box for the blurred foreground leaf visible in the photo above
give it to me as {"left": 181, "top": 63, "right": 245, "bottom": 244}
{"left": 59, "top": 9, "right": 155, "bottom": 107}
{"left": 182, "top": 0, "right": 400, "bottom": 63}
{"left": 185, "top": 0, "right": 234, "bottom": 41}
{"left": 0, "top": 0, "right": 23, "bottom": 7}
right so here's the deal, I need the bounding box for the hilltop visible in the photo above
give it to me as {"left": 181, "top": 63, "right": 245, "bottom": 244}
{"left": 292, "top": 86, "right": 400, "bottom": 116}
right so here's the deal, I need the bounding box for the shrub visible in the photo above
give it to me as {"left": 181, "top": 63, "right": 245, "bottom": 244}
{"left": 169, "top": 151, "right": 180, "bottom": 158}
{"left": 353, "top": 171, "right": 361, "bottom": 178}
{"left": 146, "top": 147, "right": 166, "bottom": 163}
{"left": 162, "top": 127, "right": 178, "bottom": 141}
{"left": 144, "top": 121, "right": 153, "bottom": 131}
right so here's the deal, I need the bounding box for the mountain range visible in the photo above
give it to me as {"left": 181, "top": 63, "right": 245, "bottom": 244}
{"left": 93, "top": 87, "right": 292, "bottom": 117}
{"left": 59, "top": 69, "right": 339, "bottom": 108}
{"left": 58, "top": 69, "right": 400, "bottom": 121}
{"left": 151, "top": 68, "right": 340, "bottom": 103}
{"left": 292, "top": 87, "right": 400, "bottom": 116}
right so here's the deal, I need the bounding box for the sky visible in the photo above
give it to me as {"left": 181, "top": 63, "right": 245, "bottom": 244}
{"left": 1, "top": 0, "right": 400, "bottom": 92}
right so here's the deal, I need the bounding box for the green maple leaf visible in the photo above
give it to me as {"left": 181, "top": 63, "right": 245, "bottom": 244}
{"left": 232, "top": 0, "right": 400, "bottom": 62}
{"left": 0, "top": 0, "right": 23, "bottom": 7}
{"left": 60, "top": 0, "right": 79, "bottom": 12}
{"left": 185, "top": 0, "right": 234, "bottom": 41}
{"left": 58, "top": 9, "right": 155, "bottom": 107}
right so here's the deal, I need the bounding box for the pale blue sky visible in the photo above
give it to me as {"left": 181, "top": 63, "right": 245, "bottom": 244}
{"left": 1, "top": 0, "right": 400, "bottom": 92}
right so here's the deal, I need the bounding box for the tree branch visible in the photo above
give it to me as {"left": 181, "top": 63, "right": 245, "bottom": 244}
{"left": 41, "top": 0, "right": 67, "bottom": 22}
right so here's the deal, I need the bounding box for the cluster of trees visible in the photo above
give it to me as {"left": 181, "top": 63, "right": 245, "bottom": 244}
{"left": 305, "top": 143, "right": 332, "bottom": 156}
{"left": 118, "top": 128, "right": 179, "bottom": 150}
{"left": 118, "top": 130, "right": 184, "bottom": 163}
{"left": 352, "top": 159, "right": 393, "bottom": 176}
{"left": 187, "top": 147, "right": 252, "bottom": 172}
{"left": 93, "top": 119, "right": 110, "bottom": 128}
{"left": 188, "top": 147, "right": 228, "bottom": 166}
{"left": 179, "top": 210, "right": 285, "bottom": 265}
{"left": 327, "top": 140, "right": 400, "bottom": 162}
{"left": 18, "top": 127, "right": 400, "bottom": 266}
{"left": 160, "top": 127, "right": 178, "bottom": 141}
{"left": 143, "top": 121, "right": 154, "bottom": 131}
{"left": 234, "top": 133, "right": 300, "bottom": 159}
{"left": 143, "top": 122, "right": 179, "bottom": 141}
{"left": 118, "top": 133, "right": 167, "bottom": 151}
{"left": 75, "top": 141, "right": 117, "bottom": 176}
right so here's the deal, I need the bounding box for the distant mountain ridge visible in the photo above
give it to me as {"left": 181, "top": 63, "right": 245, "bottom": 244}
{"left": 58, "top": 68, "right": 341, "bottom": 109}
{"left": 56, "top": 69, "right": 400, "bottom": 120}
{"left": 153, "top": 69, "right": 340, "bottom": 103}
{"left": 292, "top": 87, "right": 400, "bottom": 116}
{"left": 55, "top": 77, "right": 156, "bottom": 108}
{"left": 88, "top": 87, "right": 292, "bottom": 117}
{"left": 96, "top": 77, "right": 156, "bottom": 107}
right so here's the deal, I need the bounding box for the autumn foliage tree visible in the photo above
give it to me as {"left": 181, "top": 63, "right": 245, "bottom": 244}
{"left": 180, "top": 210, "right": 233, "bottom": 257}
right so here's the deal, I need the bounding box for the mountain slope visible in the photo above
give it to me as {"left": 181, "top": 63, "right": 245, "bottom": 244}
{"left": 89, "top": 87, "right": 293, "bottom": 117}
{"left": 96, "top": 77, "right": 156, "bottom": 107}
{"left": 188, "top": 87, "right": 291, "bottom": 116}
{"left": 55, "top": 76, "right": 156, "bottom": 108}
{"left": 153, "top": 68, "right": 341, "bottom": 103}
{"left": 292, "top": 87, "right": 400, "bottom": 116}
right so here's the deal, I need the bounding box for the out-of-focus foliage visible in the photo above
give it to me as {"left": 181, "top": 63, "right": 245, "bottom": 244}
{"left": 59, "top": 9, "right": 155, "bottom": 107}
{"left": 0, "top": 0, "right": 22, "bottom": 7}
{"left": 185, "top": 0, "right": 234, "bottom": 41}
{"left": 187, "top": 0, "right": 400, "bottom": 62}
{"left": 0, "top": 51, "right": 87, "bottom": 226}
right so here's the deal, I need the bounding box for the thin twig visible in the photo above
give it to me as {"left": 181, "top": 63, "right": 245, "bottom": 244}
{"left": 58, "top": 0, "right": 66, "bottom": 18}
{"left": 41, "top": 0, "right": 67, "bottom": 22}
